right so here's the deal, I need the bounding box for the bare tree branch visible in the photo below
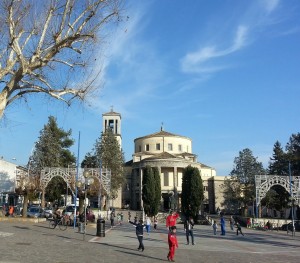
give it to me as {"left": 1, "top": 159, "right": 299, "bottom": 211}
{"left": 0, "top": 0, "right": 124, "bottom": 118}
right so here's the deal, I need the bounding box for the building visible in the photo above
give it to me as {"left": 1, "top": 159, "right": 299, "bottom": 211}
{"left": 0, "top": 158, "right": 26, "bottom": 206}
{"left": 122, "top": 127, "right": 224, "bottom": 213}
{"left": 102, "top": 108, "right": 123, "bottom": 208}
{"left": 102, "top": 108, "right": 122, "bottom": 146}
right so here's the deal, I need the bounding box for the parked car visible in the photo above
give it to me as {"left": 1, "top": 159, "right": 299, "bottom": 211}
{"left": 281, "top": 221, "right": 300, "bottom": 231}
{"left": 27, "top": 207, "right": 43, "bottom": 218}
{"left": 79, "top": 209, "right": 95, "bottom": 223}
{"left": 64, "top": 205, "right": 79, "bottom": 216}
{"left": 42, "top": 207, "right": 53, "bottom": 218}
{"left": 86, "top": 209, "right": 95, "bottom": 223}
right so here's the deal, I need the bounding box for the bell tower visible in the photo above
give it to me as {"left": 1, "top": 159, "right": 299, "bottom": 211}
{"left": 102, "top": 106, "right": 122, "bottom": 148}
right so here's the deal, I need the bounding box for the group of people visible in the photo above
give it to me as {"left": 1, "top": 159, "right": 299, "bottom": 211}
{"left": 126, "top": 210, "right": 248, "bottom": 261}
{"left": 128, "top": 210, "right": 185, "bottom": 262}
{"left": 109, "top": 210, "right": 125, "bottom": 227}
{"left": 212, "top": 215, "right": 244, "bottom": 236}
{"left": 52, "top": 207, "right": 95, "bottom": 227}
{"left": 2, "top": 205, "right": 14, "bottom": 217}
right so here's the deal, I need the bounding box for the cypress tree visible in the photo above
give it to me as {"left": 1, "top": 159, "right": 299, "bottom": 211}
{"left": 181, "top": 165, "right": 204, "bottom": 220}
{"left": 152, "top": 166, "right": 162, "bottom": 216}
{"left": 142, "top": 165, "right": 155, "bottom": 216}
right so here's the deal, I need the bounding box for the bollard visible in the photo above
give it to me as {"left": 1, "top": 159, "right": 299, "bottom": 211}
{"left": 78, "top": 222, "right": 85, "bottom": 233}
{"left": 96, "top": 219, "right": 105, "bottom": 237}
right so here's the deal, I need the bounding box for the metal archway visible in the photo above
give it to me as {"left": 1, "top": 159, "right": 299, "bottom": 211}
{"left": 255, "top": 174, "right": 300, "bottom": 217}
{"left": 40, "top": 167, "right": 111, "bottom": 208}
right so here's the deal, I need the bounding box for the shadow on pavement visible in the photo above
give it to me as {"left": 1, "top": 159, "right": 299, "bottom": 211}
{"left": 96, "top": 243, "right": 166, "bottom": 261}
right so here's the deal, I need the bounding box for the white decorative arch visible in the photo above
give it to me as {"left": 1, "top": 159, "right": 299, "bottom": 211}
{"left": 255, "top": 174, "right": 300, "bottom": 208}
{"left": 40, "top": 167, "right": 76, "bottom": 196}
{"left": 40, "top": 167, "right": 111, "bottom": 207}
{"left": 83, "top": 168, "right": 111, "bottom": 194}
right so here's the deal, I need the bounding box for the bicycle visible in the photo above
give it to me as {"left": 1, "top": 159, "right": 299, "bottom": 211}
{"left": 49, "top": 216, "right": 68, "bottom": 231}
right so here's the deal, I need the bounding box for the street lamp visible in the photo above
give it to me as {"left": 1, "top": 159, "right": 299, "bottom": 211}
{"left": 139, "top": 156, "right": 145, "bottom": 221}
{"left": 289, "top": 162, "right": 295, "bottom": 237}
{"left": 76, "top": 170, "right": 94, "bottom": 241}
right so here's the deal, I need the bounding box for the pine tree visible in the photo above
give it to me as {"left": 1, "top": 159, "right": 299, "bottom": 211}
{"left": 286, "top": 133, "right": 300, "bottom": 176}
{"left": 31, "top": 116, "right": 76, "bottom": 203}
{"left": 181, "top": 165, "right": 204, "bottom": 220}
{"left": 268, "top": 141, "right": 289, "bottom": 175}
{"left": 81, "top": 152, "right": 98, "bottom": 168}
{"left": 230, "top": 148, "right": 265, "bottom": 210}
{"left": 31, "top": 116, "right": 75, "bottom": 169}
{"left": 94, "top": 129, "right": 125, "bottom": 195}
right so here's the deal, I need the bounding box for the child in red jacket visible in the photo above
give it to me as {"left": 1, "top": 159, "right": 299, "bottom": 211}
{"left": 167, "top": 226, "right": 178, "bottom": 262}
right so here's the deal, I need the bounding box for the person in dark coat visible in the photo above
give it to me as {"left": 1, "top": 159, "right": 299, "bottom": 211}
{"left": 236, "top": 222, "right": 244, "bottom": 236}
{"left": 184, "top": 216, "right": 195, "bottom": 245}
{"left": 129, "top": 219, "right": 146, "bottom": 251}
{"left": 110, "top": 210, "right": 115, "bottom": 228}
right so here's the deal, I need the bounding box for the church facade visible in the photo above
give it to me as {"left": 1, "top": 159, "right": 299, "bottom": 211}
{"left": 120, "top": 126, "right": 226, "bottom": 213}
{"left": 101, "top": 109, "right": 226, "bottom": 213}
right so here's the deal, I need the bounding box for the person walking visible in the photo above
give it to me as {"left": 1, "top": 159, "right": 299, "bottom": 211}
{"left": 247, "top": 218, "right": 251, "bottom": 228}
{"left": 229, "top": 216, "right": 235, "bottom": 231}
{"left": 220, "top": 215, "right": 226, "bottom": 235}
{"left": 184, "top": 216, "right": 195, "bottom": 245}
{"left": 117, "top": 213, "right": 121, "bottom": 225}
{"left": 129, "top": 219, "right": 146, "bottom": 252}
{"left": 154, "top": 217, "right": 158, "bottom": 230}
{"left": 166, "top": 210, "right": 179, "bottom": 231}
{"left": 120, "top": 212, "right": 124, "bottom": 225}
{"left": 236, "top": 222, "right": 244, "bottom": 236}
{"left": 145, "top": 216, "right": 151, "bottom": 234}
{"left": 212, "top": 220, "right": 218, "bottom": 235}
{"left": 110, "top": 210, "right": 115, "bottom": 228}
{"left": 167, "top": 226, "right": 178, "bottom": 262}
{"left": 128, "top": 211, "right": 131, "bottom": 221}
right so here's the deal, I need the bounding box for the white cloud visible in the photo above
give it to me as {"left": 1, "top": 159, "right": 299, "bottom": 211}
{"left": 181, "top": 25, "right": 248, "bottom": 74}
{"left": 262, "top": 0, "right": 280, "bottom": 14}
{"left": 180, "top": 0, "right": 284, "bottom": 76}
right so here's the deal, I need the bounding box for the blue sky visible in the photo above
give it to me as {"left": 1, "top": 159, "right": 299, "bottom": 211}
{"left": 1, "top": 0, "right": 300, "bottom": 175}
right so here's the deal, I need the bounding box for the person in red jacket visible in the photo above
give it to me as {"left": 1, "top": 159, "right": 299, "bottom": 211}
{"left": 166, "top": 210, "right": 179, "bottom": 231}
{"left": 167, "top": 226, "right": 178, "bottom": 262}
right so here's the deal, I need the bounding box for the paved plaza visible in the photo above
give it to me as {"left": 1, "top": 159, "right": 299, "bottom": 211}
{"left": 0, "top": 217, "right": 299, "bottom": 263}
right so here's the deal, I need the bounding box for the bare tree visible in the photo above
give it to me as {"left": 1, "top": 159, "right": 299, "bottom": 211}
{"left": 0, "top": 0, "right": 123, "bottom": 118}
{"left": 15, "top": 171, "right": 41, "bottom": 217}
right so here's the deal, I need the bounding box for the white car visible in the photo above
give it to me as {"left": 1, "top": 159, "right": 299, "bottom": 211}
{"left": 64, "top": 205, "right": 79, "bottom": 216}
{"left": 42, "top": 208, "right": 53, "bottom": 218}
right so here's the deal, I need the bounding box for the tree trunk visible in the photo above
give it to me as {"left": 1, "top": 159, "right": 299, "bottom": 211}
{"left": 79, "top": 197, "right": 84, "bottom": 214}
{"left": 22, "top": 194, "right": 29, "bottom": 217}
{"left": 41, "top": 190, "right": 45, "bottom": 208}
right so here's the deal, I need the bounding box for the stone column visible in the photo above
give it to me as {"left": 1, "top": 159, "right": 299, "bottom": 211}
{"left": 174, "top": 167, "right": 178, "bottom": 187}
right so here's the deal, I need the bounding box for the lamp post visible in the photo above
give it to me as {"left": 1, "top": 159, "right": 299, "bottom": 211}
{"left": 288, "top": 162, "right": 295, "bottom": 236}
{"left": 77, "top": 170, "right": 94, "bottom": 241}
{"left": 139, "top": 156, "right": 144, "bottom": 221}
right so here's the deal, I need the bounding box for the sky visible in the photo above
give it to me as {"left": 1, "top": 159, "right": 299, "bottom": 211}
{"left": 1, "top": 0, "right": 300, "bottom": 176}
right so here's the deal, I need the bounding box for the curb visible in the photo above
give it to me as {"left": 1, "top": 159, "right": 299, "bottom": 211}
{"left": 0, "top": 217, "right": 47, "bottom": 223}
